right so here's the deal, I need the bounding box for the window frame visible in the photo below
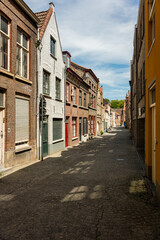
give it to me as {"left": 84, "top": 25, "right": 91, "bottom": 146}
{"left": 56, "top": 77, "right": 61, "bottom": 100}
{"left": 53, "top": 118, "right": 63, "bottom": 141}
{"left": 66, "top": 82, "right": 69, "bottom": 102}
{"left": 43, "top": 70, "right": 50, "bottom": 95}
{"left": 50, "top": 35, "right": 56, "bottom": 57}
{"left": 84, "top": 93, "right": 86, "bottom": 107}
{"left": 72, "top": 117, "right": 77, "bottom": 138}
{"left": 79, "top": 90, "right": 82, "bottom": 106}
{"left": 0, "top": 14, "right": 10, "bottom": 71}
{"left": 16, "top": 28, "right": 29, "bottom": 79}
{"left": 15, "top": 95, "right": 30, "bottom": 148}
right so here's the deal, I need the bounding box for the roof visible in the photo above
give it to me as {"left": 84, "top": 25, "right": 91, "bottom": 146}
{"left": 71, "top": 62, "right": 99, "bottom": 83}
{"left": 14, "top": 0, "right": 39, "bottom": 23}
{"left": 35, "top": 7, "right": 53, "bottom": 40}
{"left": 67, "top": 68, "right": 90, "bottom": 90}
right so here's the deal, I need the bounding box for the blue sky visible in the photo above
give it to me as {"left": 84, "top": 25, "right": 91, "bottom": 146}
{"left": 25, "top": 0, "right": 139, "bottom": 100}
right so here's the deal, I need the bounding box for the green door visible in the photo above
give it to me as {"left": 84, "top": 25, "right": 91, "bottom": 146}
{"left": 43, "top": 121, "right": 48, "bottom": 157}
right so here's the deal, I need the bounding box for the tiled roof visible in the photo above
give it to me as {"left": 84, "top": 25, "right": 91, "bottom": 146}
{"left": 35, "top": 7, "right": 53, "bottom": 40}
{"left": 71, "top": 62, "right": 99, "bottom": 83}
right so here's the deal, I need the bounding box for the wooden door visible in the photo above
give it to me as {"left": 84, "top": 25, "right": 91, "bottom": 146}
{"left": 152, "top": 106, "right": 156, "bottom": 185}
{"left": 65, "top": 121, "right": 69, "bottom": 147}
{"left": 0, "top": 110, "right": 4, "bottom": 168}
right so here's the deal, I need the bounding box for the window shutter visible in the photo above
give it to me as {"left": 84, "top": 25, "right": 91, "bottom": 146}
{"left": 53, "top": 119, "right": 62, "bottom": 141}
{"left": 86, "top": 118, "right": 88, "bottom": 134}
{"left": 16, "top": 98, "right": 29, "bottom": 143}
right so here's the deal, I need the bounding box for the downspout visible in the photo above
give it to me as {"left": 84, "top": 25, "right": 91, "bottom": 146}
{"left": 64, "top": 65, "right": 67, "bottom": 142}
{"left": 36, "top": 28, "right": 40, "bottom": 160}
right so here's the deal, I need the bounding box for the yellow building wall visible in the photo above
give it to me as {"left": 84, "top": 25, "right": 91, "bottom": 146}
{"left": 145, "top": 0, "right": 160, "bottom": 186}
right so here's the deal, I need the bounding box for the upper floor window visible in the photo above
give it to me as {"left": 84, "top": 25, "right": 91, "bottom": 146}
{"left": 56, "top": 77, "right": 61, "bottom": 100}
{"left": 84, "top": 93, "right": 86, "bottom": 107}
{"left": 79, "top": 90, "right": 82, "bottom": 106}
{"left": 66, "top": 82, "right": 69, "bottom": 102}
{"left": 16, "top": 29, "right": 29, "bottom": 79}
{"left": 43, "top": 70, "right": 50, "bottom": 95}
{"left": 0, "top": 14, "right": 9, "bottom": 70}
{"left": 50, "top": 36, "right": 56, "bottom": 57}
{"left": 71, "top": 86, "right": 76, "bottom": 104}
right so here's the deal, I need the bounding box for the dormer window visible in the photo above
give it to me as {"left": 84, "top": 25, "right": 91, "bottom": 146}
{"left": 0, "top": 14, "right": 10, "bottom": 70}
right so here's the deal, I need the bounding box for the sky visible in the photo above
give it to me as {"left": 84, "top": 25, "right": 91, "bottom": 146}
{"left": 25, "top": 0, "right": 139, "bottom": 100}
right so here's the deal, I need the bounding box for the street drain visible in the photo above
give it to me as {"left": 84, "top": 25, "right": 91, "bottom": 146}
{"left": 116, "top": 158, "right": 124, "bottom": 161}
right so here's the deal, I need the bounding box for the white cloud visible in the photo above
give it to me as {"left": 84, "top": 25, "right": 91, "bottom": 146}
{"left": 25, "top": 0, "right": 138, "bottom": 99}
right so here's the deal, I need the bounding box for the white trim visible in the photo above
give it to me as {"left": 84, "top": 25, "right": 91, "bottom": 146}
{"left": 52, "top": 138, "right": 64, "bottom": 144}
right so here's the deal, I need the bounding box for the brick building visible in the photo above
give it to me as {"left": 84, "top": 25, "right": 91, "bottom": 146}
{"left": 71, "top": 62, "right": 99, "bottom": 138}
{"left": 97, "top": 85, "right": 104, "bottom": 135}
{"left": 130, "top": 0, "right": 145, "bottom": 152}
{"left": 0, "top": 0, "right": 38, "bottom": 170}
{"left": 63, "top": 52, "right": 90, "bottom": 147}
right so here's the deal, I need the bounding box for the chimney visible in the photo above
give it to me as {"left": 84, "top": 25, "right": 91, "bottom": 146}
{"left": 49, "top": 2, "right": 55, "bottom": 11}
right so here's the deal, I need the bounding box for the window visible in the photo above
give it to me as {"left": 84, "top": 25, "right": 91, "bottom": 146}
{"left": 43, "top": 70, "right": 50, "bottom": 95}
{"left": 72, "top": 87, "right": 76, "bottom": 104}
{"left": 148, "top": 0, "right": 155, "bottom": 48}
{"left": 150, "top": 86, "right": 155, "bottom": 105}
{"left": 50, "top": 36, "right": 56, "bottom": 56}
{"left": 83, "top": 118, "right": 88, "bottom": 135}
{"left": 15, "top": 97, "right": 29, "bottom": 147}
{"left": 0, "top": 14, "right": 9, "bottom": 70}
{"left": 84, "top": 93, "right": 86, "bottom": 107}
{"left": 53, "top": 118, "right": 62, "bottom": 141}
{"left": 66, "top": 82, "right": 69, "bottom": 102}
{"left": 16, "top": 29, "right": 29, "bottom": 78}
{"left": 56, "top": 77, "right": 61, "bottom": 100}
{"left": 72, "top": 117, "right": 77, "bottom": 138}
{"left": 79, "top": 90, "right": 82, "bottom": 106}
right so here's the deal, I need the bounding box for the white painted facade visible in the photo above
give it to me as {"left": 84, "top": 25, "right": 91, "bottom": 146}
{"left": 37, "top": 4, "right": 65, "bottom": 158}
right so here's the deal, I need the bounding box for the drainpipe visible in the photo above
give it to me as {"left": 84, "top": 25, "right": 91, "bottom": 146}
{"left": 36, "top": 28, "right": 43, "bottom": 161}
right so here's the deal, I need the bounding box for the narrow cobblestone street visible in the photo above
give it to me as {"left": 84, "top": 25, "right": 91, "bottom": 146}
{"left": 0, "top": 127, "right": 160, "bottom": 240}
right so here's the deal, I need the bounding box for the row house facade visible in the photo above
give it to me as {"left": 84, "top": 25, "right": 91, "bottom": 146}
{"left": 63, "top": 51, "right": 90, "bottom": 147}
{"left": 97, "top": 85, "right": 104, "bottom": 135}
{"left": 145, "top": 0, "right": 160, "bottom": 200}
{"left": 130, "top": 0, "right": 145, "bottom": 153}
{"left": 125, "top": 91, "right": 131, "bottom": 129}
{"left": 36, "top": 3, "right": 65, "bottom": 159}
{"left": 103, "top": 99, "right": 111, "bottom": 131}
{"left": 70, "top": 62, "right": 99, "bottom": 138}
{"left": 0, "top": 0, "right": 38, "bottom": 170}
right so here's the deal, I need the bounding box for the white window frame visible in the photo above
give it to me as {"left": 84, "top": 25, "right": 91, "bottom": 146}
{"left": 0, "top": 14, "right": 10, "bottom": 71}
{"left": 16, "top": 29, "right": 29, "bottom": 79}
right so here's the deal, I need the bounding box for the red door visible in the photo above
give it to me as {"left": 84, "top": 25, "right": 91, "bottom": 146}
{"left": 65, "top": 122, "right": 69, "bottom": 147}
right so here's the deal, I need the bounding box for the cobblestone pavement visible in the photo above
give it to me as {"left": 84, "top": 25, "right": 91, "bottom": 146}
{"left": 0, "top": 127, "right": 160, "bottom": 240}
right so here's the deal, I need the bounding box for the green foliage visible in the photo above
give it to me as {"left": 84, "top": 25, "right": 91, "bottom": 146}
{"left": 104, "top": 98, "right": 110, "bottom": 103}
{"left": 100, "top": 130, "right": 104, "bottom": 135}
{"left": 111, "top": 99, "right": 124, "bottom": 109}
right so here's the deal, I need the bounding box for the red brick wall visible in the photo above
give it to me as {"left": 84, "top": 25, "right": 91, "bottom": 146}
{"left": 0, "top": 0, "right": 37, "bottom": 167}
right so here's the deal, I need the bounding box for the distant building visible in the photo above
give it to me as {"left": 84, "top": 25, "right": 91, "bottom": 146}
{"left": 63, "top": 51, "right": 90, "bottom": 147}
{"left": 71, "top": 62, "right": 99, "bottom": 138}
{"left": 130, "top": 0, "right": 145, "bottom": 152}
